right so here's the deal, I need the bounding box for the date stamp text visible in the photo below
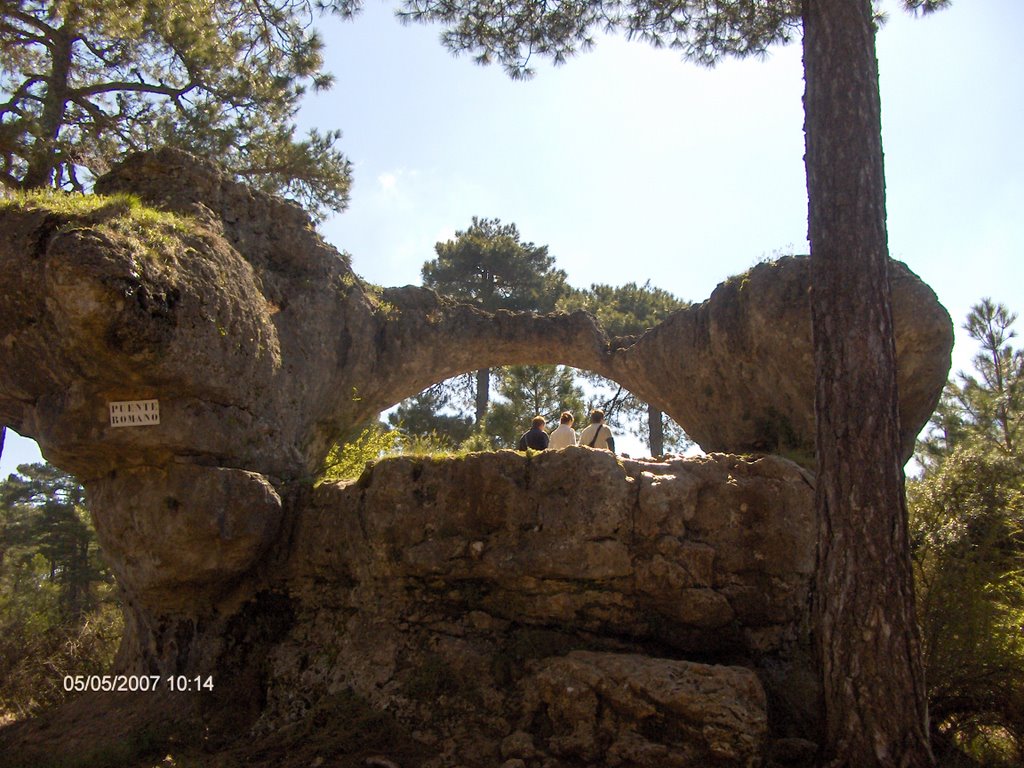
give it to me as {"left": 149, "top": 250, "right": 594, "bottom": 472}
{"left": 63, "top": 674, "right": 214, "bottom": 693}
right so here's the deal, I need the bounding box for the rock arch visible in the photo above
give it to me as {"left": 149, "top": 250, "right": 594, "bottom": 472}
{"left": 1, "top": 149, "right": 951, "bottom": 486}
{"left": 0, "top": 147, "right": 951, "bottom": 604}
{"left": 0, "top": 150, "right": 953, "bottom": 761}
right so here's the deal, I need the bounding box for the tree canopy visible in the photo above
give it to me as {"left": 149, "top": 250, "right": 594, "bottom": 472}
{"left": 399, "top": 0, "right": 800, "bottom": 75}
{"left": 0, "top": 463, "right": 119, "bottom": 718}
{"left": 486, "top": 364, "right": 585, "bottom": 447}
{"left": 423, "top": 216, "right": 567, "bottom": 313}
{"left": 920, "top": 299, "right": 1023, "bottom": 466}
{"left": 910, "top": 300, "right": 1024, "bottom": 765}
{"left": 422, "top": 216, "right": 569, "bottom": 424}
{"left": 394, "top": 0, "right": 944, "bottom": 79}
{"left": 0, "top": 0, "right": 353, "bottom": 217}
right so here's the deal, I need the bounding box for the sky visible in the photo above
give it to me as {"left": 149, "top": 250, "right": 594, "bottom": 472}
{"left": 2, "top": 0, "right": 1023, "bottom": 474}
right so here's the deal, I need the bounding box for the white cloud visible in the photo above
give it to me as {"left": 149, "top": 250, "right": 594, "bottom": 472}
{"left": 377, "top": 172, "right": 398, "bottom": 192}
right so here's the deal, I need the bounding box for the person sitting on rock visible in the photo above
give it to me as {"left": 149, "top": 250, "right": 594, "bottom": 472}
{"left": 518, "top": 415, "right": 550, "bottom": 451}
{"left": 548, "top": 411, "right": 578, "bottom": 449}
{"left": 578, "top": 409, "right": 616, "bottom": 453}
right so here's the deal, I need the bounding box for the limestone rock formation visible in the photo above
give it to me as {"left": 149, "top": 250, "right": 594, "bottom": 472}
{"left": 1, "top": 149, "right": 950, "bottom": 487}
{"left": 521, "top": 652, "right": 768, "bottom": 767}
{"left": 260, "top": 449, "right": 816, "bottom": 766}
{"left": 0, "top": 148, "right": 953, "bottom": 765}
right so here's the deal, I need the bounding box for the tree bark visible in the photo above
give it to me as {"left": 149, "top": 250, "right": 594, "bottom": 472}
{"left": 647, "top": 405, "right": 664, "bottom": 456}
{"left": 475, "top": 367, "right": 491, "bottom": 425}
{"left": 802, "top": 1, "right": 933, "bottom": 765}
{"left": 23, "top": 23, "right": 75, "bottom": 188}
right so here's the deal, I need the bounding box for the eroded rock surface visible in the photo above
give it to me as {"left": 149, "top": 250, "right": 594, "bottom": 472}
{"left": 522, "top": 652, "right": 768, "bottom": 767}
{"left": 0, "top": 149, "right": 951, "bottom": 765}
{"left": 250, "top": 449, "right": 816, "bottom": 766}
{"left": 1, "top": 148, "right": 950, "bottom": 485}
{"left": 0, "top": 149, "right": 951, "bottom": 620}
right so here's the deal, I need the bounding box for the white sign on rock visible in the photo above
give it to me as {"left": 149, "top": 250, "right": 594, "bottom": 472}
{"left": 109, "top": 399, "right": 160, "bottom": 427}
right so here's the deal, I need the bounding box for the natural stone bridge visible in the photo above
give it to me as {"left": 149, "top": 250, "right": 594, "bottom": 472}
{"left": 0, "top": 149, "right": 952, "bottom": 765}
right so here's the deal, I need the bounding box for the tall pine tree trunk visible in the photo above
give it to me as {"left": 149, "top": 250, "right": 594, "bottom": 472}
{"left": 802, "top": 0, "right": 933, "bottom": 765}
{"left": 24, "top": 24, "right": 75, "bottom": 189}
{"left": 647, "top": 405, "right": 664, "bottom": 457}
{"left": 475, "top": 367, "right": 491, "bottom": 425}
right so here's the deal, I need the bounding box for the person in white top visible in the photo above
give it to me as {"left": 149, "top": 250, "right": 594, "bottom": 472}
{"left": 548, "top": 411, "right": 578, "bottom": 449}
{"left": 577, "top": 409, "right": 615, "bottom": 453}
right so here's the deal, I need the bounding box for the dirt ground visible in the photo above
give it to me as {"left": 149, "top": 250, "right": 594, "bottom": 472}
{"left": 0, "top": 687, "right": 429, "bottom": 768}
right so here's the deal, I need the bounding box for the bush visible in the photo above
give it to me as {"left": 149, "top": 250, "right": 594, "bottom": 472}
{"left": 909, "top": 446, "right": 1024, "bottom": 763}
{"left": 0, "top": 602, "right": 123, "bottom": 720}
{"left": 320, "top": 424, "right": 402, "bottom": 482}
{"left": 0, "top": 464, "right": 123, "bottom": 721}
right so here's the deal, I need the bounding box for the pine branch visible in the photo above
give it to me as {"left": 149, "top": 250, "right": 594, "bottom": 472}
{"left": 74, "top": 79, "right": 198, "bottom": 100}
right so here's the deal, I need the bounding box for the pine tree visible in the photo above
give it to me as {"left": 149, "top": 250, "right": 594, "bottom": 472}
{"left": 0, "top": 0, "right": 353, "bottom": 218}
{"left": 909, "top": 301, "right": 1024, "bottom": 764}
{"left": 486, "top": 365, "right": 585, "bottom": 447}
{"left": 0, "top": 463, "right": 120, "bottom": 718}
{"left": 0, "top": 463, "right": 107, "bottom": 621}
{"left": 386, "top": 383, "right": 475, "bottom": 447}
{"left": 422, "top": 217, "right": 568, "bottom": 425}
{"left": 396, "top": 0, "right": 950, "bottom": 762}
{"left": 919, "top": 299, "right": 1024, "bottom": 466}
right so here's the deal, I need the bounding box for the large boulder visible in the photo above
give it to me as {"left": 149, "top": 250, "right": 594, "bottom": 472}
{"left": 610, "top": 256, "right": 953, "bottom": 462}
{"left": 254, "top": 449, "right": 817, "bottom": 765}
{"left": 521, "top": 651, "right": 768, "bottom": 767}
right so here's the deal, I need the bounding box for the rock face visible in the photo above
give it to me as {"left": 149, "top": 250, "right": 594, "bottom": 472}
{"left": 0, "top": 149, "right": 952, "bottom": 764}
{"left": 522, "top": 652, "right": 768, "bottom": 767}
{"left": 615, "top": 258, "right": 953, "bottom": 462}
{"left": 0, "top": 149, "right": 951, "bottom": 614}
{"left": 260, "top": 449, "right": 815, "bottom": 766}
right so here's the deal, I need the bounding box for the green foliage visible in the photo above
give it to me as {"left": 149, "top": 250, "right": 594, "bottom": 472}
{"left": 1, "top": 189, "right": 195, "bottom": 260}
{"left": 421, "top": 216, "right": 570, "bottom": 425}
{"left": 560, "top": 280, "right": 689, "bottom": 339}
{"left": 422, "top": 216, "right": 567, "bottom": 313}
{"left": 1, "top": 0, "right": 352, "bottom": 218}
{"left": 486, "top": 364, "right": 585, "bottom": 447}
{"left": 1, "top": 464, "right": 110, "bottom": 620}
{"left": 458, "top": 419, "right": 499, "bottom": 452}
{"left": 400, "top": 431, "right": 473, "bottom": 457}
{"left": 396, "top": 0, "right": 950, "bottom": 80}
{"left": 387, "top": 383, "right": 475, "bottom": 447}
{"left": 910, "top": 299, "right": 1024, "bottom": 764}
{"left": 2, "top": 188, "right": 181, "bottom": 224}
{"left": 919, "top": 299, "right": 1024, "bottom": 468}
{"left": 398, "top": 0, "right": 802, "bottom": 77}
{"left": 320, "top": 422, "right": 478, "bottom": 482}
{"left": 0, "top": 464, "right": 122, "bottom": 720}
{"left": 320, "top": 423, "right": 402, "bottom": 482}
{"left": 909, "top": 446, "right": 1024, "bottom": 765}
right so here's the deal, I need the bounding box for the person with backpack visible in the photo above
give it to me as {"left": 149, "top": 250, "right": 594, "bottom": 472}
{"left": 577, "top": 409, "right": 615, "bottom": 453}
